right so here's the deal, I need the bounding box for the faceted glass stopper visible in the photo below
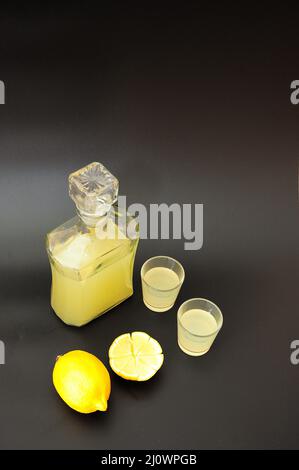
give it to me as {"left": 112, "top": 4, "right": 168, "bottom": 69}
{"left": 69, "top": 162, "right": 119, "bottom": 217}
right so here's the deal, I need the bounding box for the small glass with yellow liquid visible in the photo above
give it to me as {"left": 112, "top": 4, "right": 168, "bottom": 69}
{"left": 141, "top": 256, "right": 185, "bottom": 312}
{"left": 177, "top": 298, "right": 223, "bottom": 356}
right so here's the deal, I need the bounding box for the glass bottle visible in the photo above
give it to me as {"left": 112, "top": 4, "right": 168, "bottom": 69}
{"left": 46, "top": 162, "right": 139, "bottom": 326}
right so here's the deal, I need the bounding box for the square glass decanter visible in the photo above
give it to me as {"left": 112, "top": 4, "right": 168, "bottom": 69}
{"left": 46, "top": 162, "right": 139, "bottom": 326}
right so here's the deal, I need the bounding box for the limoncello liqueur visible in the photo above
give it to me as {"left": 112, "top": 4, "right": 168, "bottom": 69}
{"left": 46, "top": 162, "right": 139, "bottom": 326}
{"left": 142, "top": 267, "right": 180, "bottom": 311}
{"left": 178, "top": 309, "right": 218, "bottom": 355}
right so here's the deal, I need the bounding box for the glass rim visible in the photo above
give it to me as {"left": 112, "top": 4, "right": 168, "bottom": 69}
{"left": 177, "top": 297, "right": 223, "bottom": 338}
{"left": 141, "top": 255, "right": 185, "bottom": 292}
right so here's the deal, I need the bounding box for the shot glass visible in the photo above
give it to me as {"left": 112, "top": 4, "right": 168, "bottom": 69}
{"left": 177, "top": 298, "right": 223, "bottom": 356}
{"left": 141, "top": 256, "right": 185, "bottom": 312}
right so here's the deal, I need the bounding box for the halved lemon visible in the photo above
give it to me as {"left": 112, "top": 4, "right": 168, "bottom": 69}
{"left": 109, "top": 332, "right": 164, "bottom": 381}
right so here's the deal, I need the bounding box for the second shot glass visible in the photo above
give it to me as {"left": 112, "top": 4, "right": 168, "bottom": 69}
{"left": 141, "top": 256, "right": 185, "bottom": 312}
{"left": 177, "top": 298, "right": 223, "bottom": 356}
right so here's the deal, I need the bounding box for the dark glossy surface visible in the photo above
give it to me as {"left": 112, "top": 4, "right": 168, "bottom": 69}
{"left": 0, "top": 5, "right": 298, "bottom": 449}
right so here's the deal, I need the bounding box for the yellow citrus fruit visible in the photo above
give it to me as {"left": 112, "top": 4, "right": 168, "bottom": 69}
{"left": 109, "top": 332, "right": 164, "bottom": 381}
{"left": 53, "top": 350, "right": 111, "bottom": 413}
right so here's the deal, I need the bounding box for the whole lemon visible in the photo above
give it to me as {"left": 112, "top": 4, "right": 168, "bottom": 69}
{"left": 53, "top": 350, "right": 111, "bottom": 413}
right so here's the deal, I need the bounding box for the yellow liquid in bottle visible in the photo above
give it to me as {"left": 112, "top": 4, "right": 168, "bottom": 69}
{"left": 178, "top": 309, "right": 218, "bottom": 356}
{"left": 49, "top": 225, "right": 137, "bottom": 326}
{"left": 142, "top": 267, "right": 180, "bottom": 312}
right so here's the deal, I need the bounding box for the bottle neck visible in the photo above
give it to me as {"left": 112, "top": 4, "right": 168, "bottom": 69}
{"left": 78, "top": 212, "right": 109, "bottom": 228}
{"left": 76, "top": 202, "right": 113, "bottom": 227}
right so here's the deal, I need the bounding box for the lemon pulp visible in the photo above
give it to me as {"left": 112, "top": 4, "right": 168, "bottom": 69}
{"left": 109, "top": 332, "right": 164, "bottom": 381}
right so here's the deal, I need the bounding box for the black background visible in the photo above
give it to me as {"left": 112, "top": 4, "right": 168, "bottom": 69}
{"left": 0, "top": 4, "right": 298, "bottom": 449}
